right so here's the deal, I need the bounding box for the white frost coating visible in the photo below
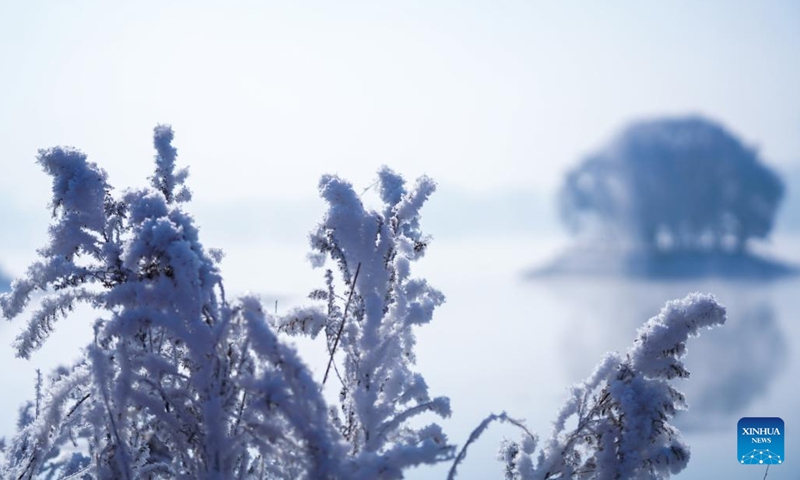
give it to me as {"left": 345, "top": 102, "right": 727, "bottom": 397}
{"left": 274, "top": 305, "right": 329, "bottom": 337}
{"left": 629, "top": 293, "right": 726, "bottom": 379}
{"left": 14, "top": 289, "right": 102, "bottom": 359}
{"left": 151, "top": 124, "right": 191, "bottom": 204}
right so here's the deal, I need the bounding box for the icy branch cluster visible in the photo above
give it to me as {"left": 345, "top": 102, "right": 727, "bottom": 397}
{"left": 0, "top": 126, "right": 725, "bottom": 479}
{"left": 0, "top": 127, "right": 342, "bottom": 479}
{"left": 276, "top": 167, "right": 453, "bottom": 478}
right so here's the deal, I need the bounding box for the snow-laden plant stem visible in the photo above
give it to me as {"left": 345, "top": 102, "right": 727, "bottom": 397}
{"left": 448, "top": 412, "right": 535, "bottom": 480}
{"left": 323, "top": 262, "right": 361, "bottom": 386}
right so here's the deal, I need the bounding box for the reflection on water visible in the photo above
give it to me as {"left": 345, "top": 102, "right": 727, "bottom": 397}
{"left": 683, "top": 302, "right": 786, "bottom": 423}
{"left": 542, "top": 278, "right": 788, "bottom": 428}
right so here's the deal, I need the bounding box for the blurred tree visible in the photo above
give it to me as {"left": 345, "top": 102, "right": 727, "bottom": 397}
{"left": 560, "top": 117, "right": 785, "bottom": 253}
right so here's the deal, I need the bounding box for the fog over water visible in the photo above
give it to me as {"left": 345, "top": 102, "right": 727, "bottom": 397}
{"left": 407, "top": 235, "right": 800, "bottom": 479}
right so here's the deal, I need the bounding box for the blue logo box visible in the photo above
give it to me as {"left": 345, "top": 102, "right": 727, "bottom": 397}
{"left": 738, "top": 417, "right": 784, "bottom": 465}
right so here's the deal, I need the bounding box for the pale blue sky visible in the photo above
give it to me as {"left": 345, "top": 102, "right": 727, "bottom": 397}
{"left": 1, "top": 1, "right": 798, "bottom": 201}
{"left": 1, "top": 0, "right": 799, "bottom": 274}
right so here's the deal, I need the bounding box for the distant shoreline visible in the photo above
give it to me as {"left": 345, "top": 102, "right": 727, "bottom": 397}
{"left": 526, "top": 247, "right": 798, "bottom": 281}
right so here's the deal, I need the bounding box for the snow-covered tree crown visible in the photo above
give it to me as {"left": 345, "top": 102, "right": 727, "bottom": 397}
{"left": 560, "top": 116, "right": 784, "bottom": 253}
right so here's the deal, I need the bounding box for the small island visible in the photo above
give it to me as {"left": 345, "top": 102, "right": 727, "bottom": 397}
{"left": 531, "top": 116, "right": 796, "bottom": 280}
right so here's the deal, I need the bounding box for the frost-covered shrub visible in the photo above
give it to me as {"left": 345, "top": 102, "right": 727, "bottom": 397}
{"left": 491, "top": 293, "right": 726, "bottom": 480}
{"left": 275, "top": 167, "right": 453, "bottom": 478}
{"left": 0, "top": 126, "right": 343, "bottom": 479}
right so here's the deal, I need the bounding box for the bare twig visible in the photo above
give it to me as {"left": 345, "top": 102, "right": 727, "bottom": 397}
{"left": 66, "top": 393, "right": 91, "bottom": 419}
{"left": 360, "top": 179, "right": 380, "bottom": 197}
{"left": 323, "top": 262, "right": 361, "bottom": 385}
{"left": 448, "top": 412, "right": 536, "bottom": 480}
{"left": 35, "top": 369, "right": 42, "bottom": 419}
